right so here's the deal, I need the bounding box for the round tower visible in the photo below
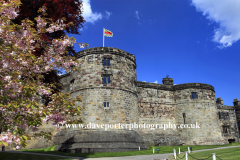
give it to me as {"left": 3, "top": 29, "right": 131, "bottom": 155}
{"left": 70, "top": 47, "right": 139, "bottom": 126}
{"left": 174, "top": 83, "right": 226, "bottom": 145}
{"left": 55, "top": 47, "right": 148, "bottom": 153}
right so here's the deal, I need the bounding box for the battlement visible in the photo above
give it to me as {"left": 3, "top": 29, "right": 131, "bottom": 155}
{"left": 217, "top": 105, "right": 235, "bottom": 110}
{"left": 76, "top": 47, "right": 136, "bottom": 66}
{"left": 137, "top": 81, "right": 215, "bottom": 92}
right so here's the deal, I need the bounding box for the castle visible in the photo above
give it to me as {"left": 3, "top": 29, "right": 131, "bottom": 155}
{"left": 27, "top": 47, "right": 240, "bottom": 153}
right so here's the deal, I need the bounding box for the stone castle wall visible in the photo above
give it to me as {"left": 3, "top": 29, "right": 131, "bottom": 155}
{"left": 137, "top": 82, "right": 177, "bottom": 146}
{"left": 136, "top": 81, "right": 226, "bottom": 145}
{"left": 217, "top": 105, "right": 239, "bottom": 142}
{"left": 58, "top": 47, "right": 232, "bottom": 146}
{"left": 60, "top": 47, "right": 139, "bottom": 127}
{"left": 175, "top": 88, "right": 225, "bottom": 145}
{"left": 24, "top": 47, "right": 239, "bottom": 150}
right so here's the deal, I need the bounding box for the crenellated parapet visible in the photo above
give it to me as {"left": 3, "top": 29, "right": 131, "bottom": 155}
{"left": 76, "top": 47, "right": 136, "bottom": 68}
{"left": 137, "top": 81, "right": 215, "bottom": 92}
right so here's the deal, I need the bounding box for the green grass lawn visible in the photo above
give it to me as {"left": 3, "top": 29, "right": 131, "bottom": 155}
{"left": 12, "top": 142, "right": 240, "bottom": 158}
{"left": 175, "top": 147, "right": 240, "bottom": 160}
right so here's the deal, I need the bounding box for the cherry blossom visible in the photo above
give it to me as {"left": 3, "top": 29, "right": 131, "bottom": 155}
{"left": 0, "top": 0, "right": 85, "bottom": 149}
{"left": 4, "top": 76, "right": 11, "bottom": 82}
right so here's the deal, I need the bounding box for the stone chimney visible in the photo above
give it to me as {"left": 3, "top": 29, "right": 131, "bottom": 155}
{"left": 216, "top": 97, "right": 223, "bottom": 105}
{"left": 162, "top": 75, "right": 173, "bottom": 85}
{"left": 233, "top": 98, "right": 240, "bottom": 107}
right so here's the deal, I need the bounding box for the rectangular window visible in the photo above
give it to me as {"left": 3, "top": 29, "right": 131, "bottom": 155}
{"left": 219, "top": 112, "right": 222, "bottom": 119}
{"left": 70, "top": 79, "right": 75, "bottom": 91}
{"left": 223, "top": 126, "right": 230, "bottom": 134}
{"left": 183, "top": 113, "right": 186, "bottom": 118}
{"left": 88, "top": 55, "right": 93, "bottom": 63}
{"left": 191, "top": 92, "right": 198, "bottom": 99}
{"left": 104, "top": 59, "right": 110, "bottom": 66}
{"left": 183, "top": 113, "right": 186, "bottom": 124}
{"left": 219, "top": 112, "right": 229, "bottom": 120}
{"left": 224, "top": 112, "right": 229, "bottom": 119}
{"left": 103, "top": 76, "right": 110, "bottom": 84}
{"left": 104, "top": 102, "right": 109, "bottom": 108}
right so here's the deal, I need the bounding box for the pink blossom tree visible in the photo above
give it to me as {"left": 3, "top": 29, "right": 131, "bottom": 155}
{"left": 0, "top": 0, "right": 86, "bottom": 149}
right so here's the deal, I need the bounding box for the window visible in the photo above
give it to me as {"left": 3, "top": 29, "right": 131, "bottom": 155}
{"left": 103, "top": 76, "right": 110, "bottom": 84}
{"left": 223, "top": 126, "right": 230, "bottom": 134}
{"left": 191, "top": 92, "right": 198, "bottom": 99}
{"left": 224, "top": 112, "right": 229, "bottom": 119}
{"left": 70, "top": 79, "right": 75, "bottom": 84}
{"left": 88, "top": 55, "right": 93, "bottom": 63}
{"left": 70, "top": 79, "right": 75, "bottom": 91}
{"left": 183, "top": 113, "right": 186, "bottom": 124}
{"left": 104, "top": 59, "right": 110, "bottom": 66}
{"left": 219, "top": 112, "right": 229, "bottom": 120}
{"left": 104, "top": 102, "right": 109, "bottom": 108}
{"left": 151, "top": 109, "right": 154, "bottom": 115}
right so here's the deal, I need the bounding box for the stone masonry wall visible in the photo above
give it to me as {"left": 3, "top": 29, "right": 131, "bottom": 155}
{"left": 136, "top": 81, "right": 227, "bottom": 145}
{"left": 71, "top": 88, "right": 139, "bottom": 126}
{"left": 68, "top": 47, "right": 139, "bottom": 130}
{"left": 175, "top": 88, "right": 226, "bottom": 145}
{"left": 217, "top": 105, "right": 239, "bottom": 142}
{"left": 137, "top": 84, "right": 178, "bottom": 146}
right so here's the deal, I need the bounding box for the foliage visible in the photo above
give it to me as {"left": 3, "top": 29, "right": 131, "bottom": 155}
{"left": 11, "top": 0, "right": 88, "bottom": 104}
{"left": 0, "top": 0, "right": 86, "bottom": 149}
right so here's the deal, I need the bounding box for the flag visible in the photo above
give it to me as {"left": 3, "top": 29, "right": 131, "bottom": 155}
{"left": 104, "top": 29, "right": 113, "bottom": 37}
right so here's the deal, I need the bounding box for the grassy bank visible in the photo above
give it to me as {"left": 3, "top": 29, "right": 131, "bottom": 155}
{"left": 15, "top": 142, "right": 240, "bottom": 158}
{"left": 175, "top": 147, "right": 240, "bottom": 160}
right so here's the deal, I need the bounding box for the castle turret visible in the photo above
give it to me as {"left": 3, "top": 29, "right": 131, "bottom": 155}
{"left": 174, "top": 83, "right": 226, "bottom": 145}
{"left": 56, "top": 47, "right": 147, "bottom": 153}
{"left": 162, "top": 75, "right": 173, "bottom": 85}
{"left": 233, "top": 98, "right": 240, "bottom": 107}
{"left": 71, "top": 47, "right": 139, "bottom": 125}
{"left": 234, "top": 98, "right": 240, "bottom": 142}
{"left": 216, "top": 97, "right": 224, "bottom": 105}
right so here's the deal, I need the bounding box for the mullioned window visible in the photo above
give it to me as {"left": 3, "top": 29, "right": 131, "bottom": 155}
{"left": 104, "top": 59, "right": 110, "bottom": 66}
{"left": 219, "top": 112, "right": 229, "bottom": 120}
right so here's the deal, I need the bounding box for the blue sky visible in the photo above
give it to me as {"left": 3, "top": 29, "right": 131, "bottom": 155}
{"left": 63, "top": 0, "right": 240, "bottom": 106}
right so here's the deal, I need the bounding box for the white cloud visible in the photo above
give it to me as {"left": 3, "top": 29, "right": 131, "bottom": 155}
{"left": 135, "top": 10, "right": 140, "bottom": 20}
{"left": 80, "top": 0, "right": 111, "bottom": 24}
{"left": 153, "top": 80, "right": 158, "bottom": 83}
{"left": 191, "top": 0, "right": 240, "bottom": 48}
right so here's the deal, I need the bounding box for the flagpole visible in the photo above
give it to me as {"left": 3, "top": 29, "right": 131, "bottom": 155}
{"left": 103, "top": 28, "right": 104, "bottom": 47}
